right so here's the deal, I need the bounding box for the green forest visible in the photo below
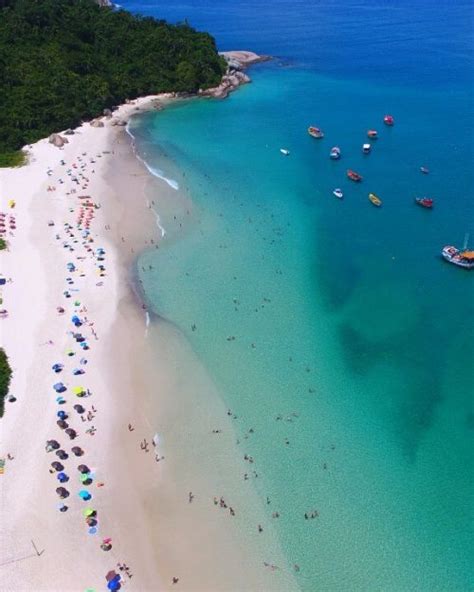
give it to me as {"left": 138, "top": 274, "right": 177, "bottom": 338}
{"left": 0, "top": 0, "right": 226, "bottom": 164}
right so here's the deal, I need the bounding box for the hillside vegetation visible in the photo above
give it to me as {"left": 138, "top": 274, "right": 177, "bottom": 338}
{"left": 0, "top": 0, "right": 226, "bottom": 162}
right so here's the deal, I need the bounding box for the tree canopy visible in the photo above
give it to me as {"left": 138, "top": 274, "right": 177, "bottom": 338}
{"left": 0, "top": 0, "right": 226, "bottom": 156}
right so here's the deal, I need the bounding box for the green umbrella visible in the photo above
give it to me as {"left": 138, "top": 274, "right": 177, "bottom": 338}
{"left": 83, "top": 507, "right": 95, "bottom": 517}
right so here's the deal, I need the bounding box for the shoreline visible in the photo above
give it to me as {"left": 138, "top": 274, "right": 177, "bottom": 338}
{"left": 0, "top": 57, "right": 298, "bottom": 591}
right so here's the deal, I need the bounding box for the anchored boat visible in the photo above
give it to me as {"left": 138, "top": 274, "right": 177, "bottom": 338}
{"left": 280, "top": 148, "right": 290, "bottom": 156}
{"left": 367, "top": 130, "right": 378, "bottom": 139}
{"left": 420, "top": 166, "right": 429, "bottom": 174}
{"left": 415, "top": 197, "right": 433, "bottom": 209}
{"left": 330, "top": 146, "right": 341, "bottom": 160}
{"left": 442, "top": 235, "right": 474, "bottom": 269}
{"left": 333, "top": 188, "right": 343, "bottom": 199}
{"left": 347, "top": 169, "right": 363, "bottom": 182}
{"left": 308, "top": 126, "right": 324, "bottom": 139}
{"left": 368, "top": 193, "right": 382, "bottom": 206}
{"left": 362, "top": 143, "right": 371, "bottom": 154}
{"left": 383, "top": 114, "right": 394, "bottom": 126}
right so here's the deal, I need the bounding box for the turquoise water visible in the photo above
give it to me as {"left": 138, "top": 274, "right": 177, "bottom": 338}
{"left": 124, "top": 1, "right": 473, "bottom": 589}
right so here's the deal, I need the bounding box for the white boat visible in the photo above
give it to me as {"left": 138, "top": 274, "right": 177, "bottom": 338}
{"left": 330, "top": 146, "right": 341, "bottom": 160}
{"left": 333, "top": 188, "right": 343, "bottom": 199}
{"left": 280, "top": 148, "right": 290, "bottom": 156}
{"left": 362, "top": 143, "right": 371, "bottom": 154}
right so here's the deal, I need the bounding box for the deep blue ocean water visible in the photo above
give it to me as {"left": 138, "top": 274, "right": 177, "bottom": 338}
{"left": 122, "top": 1, "right": 473, "bottom": 589}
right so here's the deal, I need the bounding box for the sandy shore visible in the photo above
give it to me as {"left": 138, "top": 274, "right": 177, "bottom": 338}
{"left": 0, "top": 90, "right": 298, "bottom": 591}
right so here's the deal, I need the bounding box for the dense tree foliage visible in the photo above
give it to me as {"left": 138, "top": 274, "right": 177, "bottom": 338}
{"left": 0, "top": 0, "right": 226, "bottom": 156}
{"left": 0, "top": 348, "right": 12, "bottom": 417}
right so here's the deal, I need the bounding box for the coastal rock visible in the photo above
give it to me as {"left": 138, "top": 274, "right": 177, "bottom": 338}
{"left": 90, "top": 119, "right": 104, "bottom": 128}
{"left": 201, "top": 50, "right": 268, "bottom": 99}
{"left": 95, "top": 0, "right": 113, "bottom": 7}
{"left": 110, "top": 119, "right": 127, "bottom": 127}
{"left": 48, "top": 133, "right": 68, "bottom": 148}
{"left": 103, "top": 108, "right": 113, "bottom": 118}
{"left": 64, "top": 129, "right": 75, "bottom": 136}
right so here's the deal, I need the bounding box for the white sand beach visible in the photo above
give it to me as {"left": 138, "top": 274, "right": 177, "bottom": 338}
{"left": 0, "top": 94, "right": 298, "bottom": 592}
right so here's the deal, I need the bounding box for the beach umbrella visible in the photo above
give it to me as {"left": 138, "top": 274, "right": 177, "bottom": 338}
{"left": 65, "top": 428, "right": 77, "bottom": 439}
{"left": 57, "top": 410, "right": 68, "bottom": 420}
{"left": 57, "top": 472, "right": 69, "bottom": 483}
{"left": 105, "top": 571, "right": 117, "bottom": 582}
{"left": 73, "top": 386, "right": 85, "bottom": 396}
{"left": 78, "top": 490, "right": 91, "bottom": 500}
{"left": 46, "top": 439, "right": 60, "bottom": 450}
{"left": 57, "top": 420, "right": 69, "bottom": 429}
{"left": 73, "top": 404, "right": 85, "bottom": 413}
{"left": 66, "top": 349, "right": 75, "bottom": 356}
{"left": 56, "top": 449, "right": 69, "bottom": 460}
{"left": 88, "top": 527, "right": 98, "bottom": 535}
{"left": 107, "top": 578, "right": 121, "bottom": 591}
{"left": 56, "top": 396, "right": 66, "bottom": 404}
{"left": 101, "top": 543, "right": 112, "bottom": 552}
{"left": 56, "top": 487, "right": 69, "bottom": 498}
{"left": 80, "top": 342, "right": 89, "bottom": 350}
{"left": 58, "top": 503, "right": 68, "bottom": 512}
{"left": 71, "top": 446, "right": 84, "bottom": 456}
{"left": 51, "top": 461, "right": 64, "bottom": 471}
{"left": 53, "top": 383, "right": 66, "bottom": 393}
{"left": 80, "top": 474, "right": 92, "bottom": 485}
{"left": 77, "top": 464, "right": 90, "bottom": 474}
{"left": 83, "top": 507, "right": 95, "bottom": 517}
{"left": 86, "top": 517, "right": 98, "bottom": 527}
{"left": 52, "top": 363, "right": 64, "bottom": 373}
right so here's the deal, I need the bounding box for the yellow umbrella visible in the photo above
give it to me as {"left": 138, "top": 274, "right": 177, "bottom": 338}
{"left": 73, "top": 386, "right": 85, "bottom": 397}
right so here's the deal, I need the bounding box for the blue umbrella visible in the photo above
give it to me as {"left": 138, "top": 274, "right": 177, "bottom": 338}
{"left": 57, "top": 472, "right": 69, "bottom": 483}
{"left": 80, "top": 358, "right": 88, "bottom": 365}
{"left": 73, "top": 368, "right": 85, "bottom": 375}
{"left": 107, "top": 578, "right": 120, "bottom": 591}
{"left": 88, "top": 526, "right": 98, "bottom": 535}
{"left": 52, "top": 363, "right": 63, "bottom": 373}
{"left": 56, "top": 396, "right": 66, "bottom": 404}
{"left": 53, "top": 383, "right": 66, "bottom": 393}
{"left": 78, "top": 490, "right": 91, "bottom": 500}
{"left": 57, "top": 410, "right": 68, "bottom": 419}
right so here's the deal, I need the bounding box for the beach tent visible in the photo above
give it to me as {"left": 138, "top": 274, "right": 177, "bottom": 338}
{"left": 56, "top": 420, "right": 69, "bottom": 430}
{"left": 73, "top": 404, "right": 85, "bottom": 413}
{"left": 56, "top": 450, "right": 69, "bottom": 460}
{"left": 46, "top": 439, "right": 60, "bottom": 450}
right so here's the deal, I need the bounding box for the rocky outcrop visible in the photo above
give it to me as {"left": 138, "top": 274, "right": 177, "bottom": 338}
{"left": 48, "top": 133, "right": 68, "bottom": 148}
{"left": 200, "top": 50, "right": 270, "bottom": 99}
{"left": 103, "top": 108, "right": 113, "bottom": 118}
{"left": 95, "top": 0, "right": 113, "bottom": 7}
{"left": 110, "top": 119, "right": 127, "bottom": 127}
{"left": 90, "top": 119, "right": 104, "bottom": 128}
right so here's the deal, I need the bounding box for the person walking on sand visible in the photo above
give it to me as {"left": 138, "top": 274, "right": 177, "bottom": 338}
{"left": 188, "top": 492, "right": 194, "bottom": 503}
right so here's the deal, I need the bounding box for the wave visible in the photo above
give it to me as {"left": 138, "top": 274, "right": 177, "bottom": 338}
{"left": 126, "top": 121, "right": 180, "bottom": 191}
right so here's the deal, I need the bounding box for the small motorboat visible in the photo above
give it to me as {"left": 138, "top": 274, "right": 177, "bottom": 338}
{"left": 383, "top": 114, "right": 394, "bottom": 126}
{"left": 333, "top": 188, "right": 343, "bottom": 199}
{"left": 330, "top": 146, "right": 341, "bottom": 160}
{"left": 362, "top": 143, "right": 371, "bottom": 154}
{"left": 420, "top": 167, "right": 429, "bottom": 174}
{"left": 308, "top": 126, "right": 324, "bottom": 139}
{"left": 442, "top": 246, "right": 474, "bottom": 269}
{"left": 280, "top": 148, "right": 290, "bottom": 156}
{"left": 367, "top": 130, "right": 378, "bottom": 139}
{"left": 368, "top": 193, "right": 382, "bottom": 207}
{"left": 347, "top": 169, "right": 363, "bottom": 182}
{"left": 415, "top": 197, "right": 434, "bottom": 209}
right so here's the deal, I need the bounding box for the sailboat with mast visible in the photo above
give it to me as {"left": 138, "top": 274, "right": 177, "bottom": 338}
{"left": 442, "top": 234, "right": 474, "bottom": 269}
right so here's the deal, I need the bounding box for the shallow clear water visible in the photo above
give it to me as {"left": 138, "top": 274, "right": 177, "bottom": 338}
{"left": 123, "top": 0, "right": 474, "bottom": 589}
